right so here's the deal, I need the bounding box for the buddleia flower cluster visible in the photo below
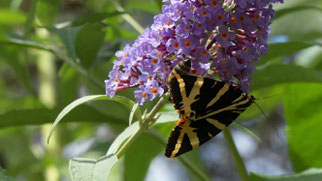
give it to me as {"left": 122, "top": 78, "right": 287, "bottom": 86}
{"left": 105, "top": 0, "right": 283, "bottom": 104}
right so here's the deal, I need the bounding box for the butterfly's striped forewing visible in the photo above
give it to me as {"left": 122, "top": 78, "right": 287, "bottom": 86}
{"left": 165, "top": 60, "right": 254, "bottom": 158}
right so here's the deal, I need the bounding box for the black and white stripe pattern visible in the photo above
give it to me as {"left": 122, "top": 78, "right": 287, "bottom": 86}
{"left": 165, "top": 59, "right": 254, "bottom": 158}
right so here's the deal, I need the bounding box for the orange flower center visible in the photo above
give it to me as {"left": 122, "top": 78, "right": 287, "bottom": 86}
{"left": 174, "top": 41, "right": 179, "bottom": 48}
{"left": 115, "top": 77, "right": 119, "bottom": 82}
{"left": 152, "top": 88, "right": 158, "bottom": 94}
{"left": 142, "top": 92, "right": 146, "bottom": 98}
{"left": 152, "top": 59, "right": 158, "bottom": 64}
{"left": 202, "top": 10, "right": 208, "bottom": 16}
{"left": 197, "top": 23, "right": 203, "bottom": 29}
{"left": 230, "top": 16, "right": 236, "bottom": 23}
{"left": 217, "top": 14, "right": 223, "bottom": 21}
{"left": 239, "top": 16, "right": 245, "bottom": 22}
{"left": 184, "top": 41, "right": 191, "bottom": 47}
{"left": 191, "top": 69, "right": 197, "bottom": 74}
{"left": 221, "top": 33, "right": 228, "bottom": 39}
{"left": 212, "top": 0, "right": 218, "bottom": 7}
{"left": 201, "top": 50, "right": 208, "bottom": 55}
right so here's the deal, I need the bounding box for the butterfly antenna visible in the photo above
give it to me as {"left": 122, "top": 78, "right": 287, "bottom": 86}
{"left": 253, "top": 99, "right": 279, "bottom": 137}
{"left": 255, "top": 93, "right": 282, "bottom": 100}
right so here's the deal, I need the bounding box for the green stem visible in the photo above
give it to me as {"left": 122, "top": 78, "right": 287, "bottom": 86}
{"left": 112, "top": 1, "right": 145, "bottom": 34}
{"left": 24, "top": 0, "right": 38, "bottom": 37}
{"left": 223, "top": 128, "right": 249, "bottom": 181}
{"left": 178, "top": 157, "right": 211, "bottom": 181}
{"left": 37, "top": 28, "right": 60, "bottom": 181}
{"left": 115, "top": 95, "right": 168, "bottom": 158}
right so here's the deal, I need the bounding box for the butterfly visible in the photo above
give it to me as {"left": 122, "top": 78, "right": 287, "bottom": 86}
{"left": 165, "top": 59, "right": 255, "bottom": 158}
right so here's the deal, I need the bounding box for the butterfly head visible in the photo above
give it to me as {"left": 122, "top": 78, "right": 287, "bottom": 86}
{"left": 249, "top": 95, "right": 256, "bottom": 103}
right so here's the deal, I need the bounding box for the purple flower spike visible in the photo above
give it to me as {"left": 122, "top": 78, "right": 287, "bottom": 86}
{"left": 105, "top": 0, "right": 283, "bottom": 104}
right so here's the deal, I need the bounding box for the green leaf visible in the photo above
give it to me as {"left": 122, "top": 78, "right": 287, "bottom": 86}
{"left": 107, "top": 121, "right": 140, "bottom": 155}
{"left": 0, "top": 43, "right": 34, "bottom": 94}
{"left": 129, "top": 103, "right": 142, "bottom": 125}
{"left": 0, "top": 105, "right": 125, "bottom": 128}
{"left": 124, "top": 133, "right": 163, "bottom": 181}
{"left": 271, "top": 6, "right": 322, "bottom": 42}
{"left": 0, "top": 35, "right": 51, "bottom": 51}
{"left": 231, "top": 123, "right": 262, "bottom": 142}
{"left": 69, "top": 154, "right": 118, "bottom": 181}
{"left": 0, "top": 96, "right": 42, "bottom": 113}
{"left": 258, "top": 42, "right": 313, "bottom": 66}
{"left": 72, "top": 12, "right": 125, "bottom": 26}
{"left": 155, "top": 111, "right": 178, "bottom": 124}
{"left": 52, "top": 26, "right": 83, "bottom": 61}
{"left": 0, "top": 9, "right": 25, "bottom": 25}
{"left": 58, "top": 63, "right": 79, "bottom": 105}
{"left": 250, "top": 168, "right": 322, "bottom": 181}
{"left": 47, "top": 95, "right": 135, "bottom": 144}
{"left": 284, "top": 83, "right": 322, "bottom": 172}
{"left": 251, "top": 64, "right": 322, "bottom": 90}
{"left": 75, "top": 23, "right": 106, "bottom": 69}
{"left": 36, "top": 0, "right": 61, "bottom": 26}
{"left": 275, "top": 5, "right": 322, "bottom": 20}
{"left": 0, "top": 168, "right": 12, "bottom": 181}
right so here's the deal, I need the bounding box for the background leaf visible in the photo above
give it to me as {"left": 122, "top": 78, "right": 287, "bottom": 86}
{"left": 251, "top": 64, "right": 322, "bottom": 90}
{"left": 53, "top": 26, "right": 83, "bottom": 61}
{"left": 75, "top": 23, "right": 106, "bottom": 70}
{"left": 36, "top": 0, "right": 61, "bottom": 26}
{"left": 250, "top": 168, "right": 322, "bottom": 181}
{"left": 0, "top": 168, "right": 12, "bottom": 181}
{"left": 0, "top": 105, "right": 126, "bottom": 128}
{"left": 0, "top": 9, "right": 25, "bottom": 25}
{"left": 258, "top": 42, "right": 314, "bottom": 66}
{"left": 284, "top": 83, "right": 322, "bottom": 172}
{"left": 123, "top": 133, "right": 163, "bottom": 181}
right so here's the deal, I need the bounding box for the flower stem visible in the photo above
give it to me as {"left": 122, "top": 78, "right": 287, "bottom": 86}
{"left": 112, "top": 1, "right": 145, "bottom": 34}
{"left": 223, "top": 128, "right": 249, "bottom": 181}
{"left": 115, "top": 95, "right": 168, "bottom": 158}
{"left": 37, "top": 28, "right": 60, "bottom": 181}
{"left": 178, "top": 156, "right": 211, "bottom": 181}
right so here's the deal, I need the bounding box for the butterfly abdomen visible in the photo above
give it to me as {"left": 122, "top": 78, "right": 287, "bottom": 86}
{"left": 168, "top": 59, "right": 191, "bottom": 83}
{"left": 174, "top": 59, "right": 191, "bottom": 75}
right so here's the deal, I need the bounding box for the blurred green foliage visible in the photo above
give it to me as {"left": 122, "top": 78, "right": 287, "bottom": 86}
{"left": 0, "top": 0, "right": 321, "bottom": 180}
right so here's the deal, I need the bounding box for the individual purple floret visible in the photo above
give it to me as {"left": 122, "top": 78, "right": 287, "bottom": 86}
{"left": 105, "top": 0, "right": 283, "bottom": 104}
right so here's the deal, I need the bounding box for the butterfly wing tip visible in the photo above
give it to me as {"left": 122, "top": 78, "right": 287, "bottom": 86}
{"left": 164, "top": 152, "right": 176, "bottom": 158}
